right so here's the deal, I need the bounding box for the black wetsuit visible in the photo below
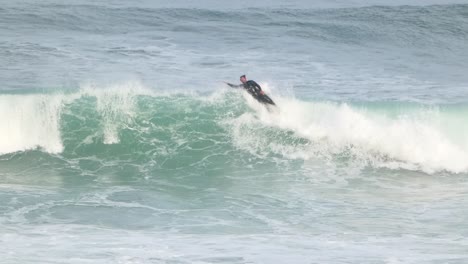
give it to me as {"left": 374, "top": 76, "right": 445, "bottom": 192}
{"left": 227, "top": 80, "right": 276, "bottom": 106}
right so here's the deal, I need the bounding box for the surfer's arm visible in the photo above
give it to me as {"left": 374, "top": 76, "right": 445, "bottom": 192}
{"left": 225, "top": 82, "right": 242, "bottom": 88}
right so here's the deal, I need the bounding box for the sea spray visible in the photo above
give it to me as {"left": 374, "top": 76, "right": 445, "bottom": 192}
{"left": 0, "top": 94, "right": 65, "bottom": 154}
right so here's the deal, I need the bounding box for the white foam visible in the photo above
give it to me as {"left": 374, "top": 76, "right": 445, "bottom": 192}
{"left": 228, "top": 97, "right": 468, "bottom": 174}
{"left": 0, "top": 94, "right": 65, "bottom": 154}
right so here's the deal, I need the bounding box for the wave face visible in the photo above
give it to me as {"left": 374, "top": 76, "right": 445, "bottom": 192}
{"left": 1, "top": 83, "right": 467, "bottom": 175}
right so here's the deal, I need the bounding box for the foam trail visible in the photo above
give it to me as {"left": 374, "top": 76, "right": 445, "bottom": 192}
{"left": 231, "top": 97, "right": 468, "bottom": 173}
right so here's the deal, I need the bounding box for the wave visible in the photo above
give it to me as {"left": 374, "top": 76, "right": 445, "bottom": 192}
{"left": 1, "top": 81, "right": 467, "bottom": 174}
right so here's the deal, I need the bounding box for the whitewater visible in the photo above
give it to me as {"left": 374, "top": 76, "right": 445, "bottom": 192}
{"left": 1, "top": 1, "right": 468, "bottom": 263}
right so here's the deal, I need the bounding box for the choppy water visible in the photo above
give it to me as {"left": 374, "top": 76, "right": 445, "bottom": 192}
{"left": 1, "top": 1, "right": 468, "bottom": 263}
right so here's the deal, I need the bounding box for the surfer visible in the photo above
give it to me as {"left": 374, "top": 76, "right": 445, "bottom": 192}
{"left": 225, "top": 75, "right": 276, "bottom": 106}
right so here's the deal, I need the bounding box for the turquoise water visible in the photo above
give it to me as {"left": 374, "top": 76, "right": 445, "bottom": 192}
{"left": 1, "top": 1, "right": 468, "bottom": 263}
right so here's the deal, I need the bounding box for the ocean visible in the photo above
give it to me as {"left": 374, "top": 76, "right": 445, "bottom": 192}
{"left": 1, "top": 0, "right": 468, "bottom": 263}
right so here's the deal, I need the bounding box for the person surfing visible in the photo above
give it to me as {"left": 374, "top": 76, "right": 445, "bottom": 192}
{"left": 225, "top": 75, "right": 276, "bottom": 106}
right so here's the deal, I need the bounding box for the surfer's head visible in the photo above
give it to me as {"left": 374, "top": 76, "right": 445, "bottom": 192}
{"left": 240, "top": 75, "right": 247, "bottom": 83}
